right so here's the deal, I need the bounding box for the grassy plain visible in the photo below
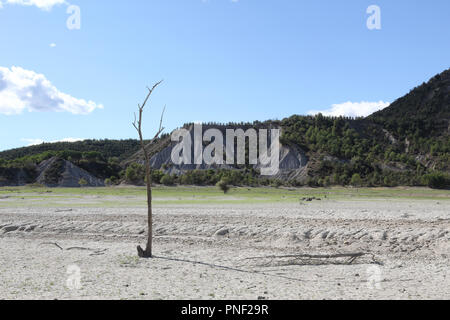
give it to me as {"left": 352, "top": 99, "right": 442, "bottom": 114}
{"left": 0, "top": 185, "right": 448, "bottom": 208}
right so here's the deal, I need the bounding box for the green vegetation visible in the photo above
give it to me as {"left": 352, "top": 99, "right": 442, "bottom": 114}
{"left": 216, "top": 179, "right": 230, "bottom": 194}
{"left": 350, "top": 174, "right": 363, "bottom": 187}
{"left": 160, "top": 174, "right": 175, "bottom": 186}
{"left": 0, "top": 139, "right": 144, "bottom": 162}
{"left": 371, "top": 70, "right": 450, "bottom": 157}
{"left": 43, "top": 158, "right": 64, "bottom": 186}
{"left": 0, "top": 186, "right": 448, "bottom": 209}
{"left": 0, "top": 69, "right": 448, "bottom": 189}
{"left": 78, "top": 178, "right": 88, "bottom": 187}
{"left": 125, "top": 163, "right": 145, "bottom": 185}
{"left": 422, "top": 172, "right": 450, "bottom": 190}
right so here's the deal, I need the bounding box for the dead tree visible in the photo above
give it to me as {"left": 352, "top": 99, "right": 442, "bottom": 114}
{"left": 132, "top": 80, "right": 165, "bottom": 258}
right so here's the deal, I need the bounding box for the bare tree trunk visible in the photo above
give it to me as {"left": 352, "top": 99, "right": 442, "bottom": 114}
{"left": 133, "top": 80, "right": 165, "bottom": 258}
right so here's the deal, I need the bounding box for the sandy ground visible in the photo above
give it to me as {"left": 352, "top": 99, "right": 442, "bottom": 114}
{"left": 0, "top": 199, "right": 449, "bottom": 300}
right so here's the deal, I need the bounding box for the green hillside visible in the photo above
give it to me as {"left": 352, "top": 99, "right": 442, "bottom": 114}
{"left": 0, "top": 139, "right": 143, "bottom": 162}
{"left": 1, "top": 69, "right": 449, "bottom": 189}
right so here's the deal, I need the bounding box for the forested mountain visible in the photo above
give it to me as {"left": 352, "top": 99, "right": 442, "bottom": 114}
{"left": 370, "top": 69, "right": 450, "bottom": 154}
{"left": 372, "top": 69, "right": 450, "bottom": 132}
{"left": 1, "top": 69, "right": 449, "bottom": 189}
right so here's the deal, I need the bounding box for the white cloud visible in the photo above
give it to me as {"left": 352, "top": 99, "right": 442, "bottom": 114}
{"left": 0, "top": 0, "right": 66, "bottom": 11}
{"left": 21, "top": 137, "right": 84, "bottom": 146}
{"left": 0, "top": 66, "right": 103, "bottom": 115}
{"left": 308, "top": 101, "right": 390, "bottom": 118}
{"left": 49, "top": 43, "right": 56, "bottom": 47}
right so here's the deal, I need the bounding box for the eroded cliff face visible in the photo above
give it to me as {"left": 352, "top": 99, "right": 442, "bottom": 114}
{"left": 133, "top": 124, "right": 311, "bottom": 181}
{"left": 36, "top": 157, "right": 105, "bottom": 187}
{"left": 267, "top": 144, "right": 310, "bottom": 181}
{"left": 148, "top": 143, "right": 308, "bottom": 173}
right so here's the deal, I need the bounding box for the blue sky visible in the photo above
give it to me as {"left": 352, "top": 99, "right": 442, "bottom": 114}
{"left": 0, "top": 0, "right": 449, "bottom": 151}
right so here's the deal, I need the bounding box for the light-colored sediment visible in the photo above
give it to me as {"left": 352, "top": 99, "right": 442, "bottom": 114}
{"left": 0, "top": 200, "right": 449, "bottom": 300}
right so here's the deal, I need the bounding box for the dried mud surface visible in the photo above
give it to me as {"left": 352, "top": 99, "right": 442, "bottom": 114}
{"left": 0, "top": 200, "right": 449, "bottom": 300}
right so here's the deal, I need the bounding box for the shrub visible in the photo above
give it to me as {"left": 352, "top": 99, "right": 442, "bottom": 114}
{"left": 422, "top": 173, "right": 450, "bottom": 189}
{"left": 125, "top": 163, "right": 145, "bottom": 184}
{"left": 270, "top": 180, "right": 283, "bottom": 188}
{"left": 350, "top": 173, "right": 362, "bottom": 187}
{"left": 216, "top": 179, "right": 230, "bottom": 194}
{"left": 26, "top": 183, "right": 45, "bottom": 188}
{"left": 78, "top": 178, "right": 88, "bottom": 187}
{"left": 151, "top": 170, "right": 164, "bottom": 184}
{"left": 160, "top": 174, "right": 175, "bottom": 186}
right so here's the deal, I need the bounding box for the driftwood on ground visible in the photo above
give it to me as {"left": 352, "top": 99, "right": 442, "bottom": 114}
{"left": 245, "top": 252, "right": 382, "bottom": 266}
{"left": 39, "top": 242, "right": 107, "bottom": 256}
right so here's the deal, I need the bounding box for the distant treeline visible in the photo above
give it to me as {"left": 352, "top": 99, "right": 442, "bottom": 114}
{"left": 0, "top": 139, "right": 145, "bottom": 162}
{"left": 122, "top": 164, "right": 450, "bottom": 190}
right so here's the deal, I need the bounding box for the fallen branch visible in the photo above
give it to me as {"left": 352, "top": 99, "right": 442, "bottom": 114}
{"left": 39, "top": 242, "right": 107, "bottom": 255}
{"left": 66, "top": 247, "right": 95, "bottom": 251}
{"left": 245, "top": 252, "right": 383, "bottom": 266}
{"left": 39, "top": 242, "right": 64, "bottom": 251}
{"left": 245, "top": 252, "right": 366, "bottom": 260}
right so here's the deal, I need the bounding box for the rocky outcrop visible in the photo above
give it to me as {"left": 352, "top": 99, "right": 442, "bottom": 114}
{"left": 36, "top": 157, "right": 104, "bottom": 187}
{"left": 147, "top": 142, "right": 309, "bottom": 176}
{"left": 128, "top": 125, "right": 310, "bottom": 180}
